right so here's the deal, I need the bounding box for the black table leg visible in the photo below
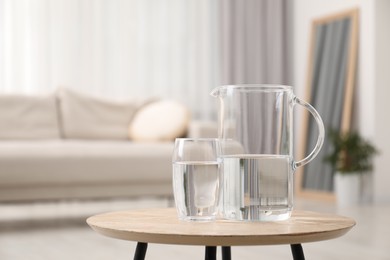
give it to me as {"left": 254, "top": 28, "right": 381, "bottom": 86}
{"left": 222, "top": 246, "right": 231, "bottom": 260}
{"left": 290, "top": 244, "right": 305, "bottom": 260}
{"left": 133, "top": 243, "right": 304, "bottom": 260}
{"left": 134, "top": 242, "right": 148, "bottom": 260}
{"left": 205, "top": 246, "right": 217, "bottom": 260}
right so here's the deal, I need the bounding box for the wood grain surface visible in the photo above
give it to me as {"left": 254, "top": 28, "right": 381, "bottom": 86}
{"left": 87, "top": 208, "right": 355, "bottom": 246}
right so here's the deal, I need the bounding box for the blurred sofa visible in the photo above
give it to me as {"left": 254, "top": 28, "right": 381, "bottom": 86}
{"left": 0, "top": 88, "right": 217, "bottom": 202}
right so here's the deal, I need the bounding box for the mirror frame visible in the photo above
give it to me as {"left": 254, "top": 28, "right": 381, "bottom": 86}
{"left": 295, "top": 8, "right": 359, "bottom": 201}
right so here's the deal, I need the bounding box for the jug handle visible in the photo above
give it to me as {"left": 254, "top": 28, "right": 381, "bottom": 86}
{"left": 294, "top": 97, "right": 325, "bottom": 169}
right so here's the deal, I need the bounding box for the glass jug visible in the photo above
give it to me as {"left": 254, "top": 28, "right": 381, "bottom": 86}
{"left": 210, "top": 84, "right": 325, "bottom": 221}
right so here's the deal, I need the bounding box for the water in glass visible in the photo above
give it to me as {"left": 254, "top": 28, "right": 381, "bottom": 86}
{"left": 173, "top": 161, "right": 221, "bottom": 221}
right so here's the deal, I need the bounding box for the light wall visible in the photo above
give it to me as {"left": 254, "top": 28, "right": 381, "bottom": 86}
{"left": 373, "top": 0, "right": 390, "bottom": 203}
{"left": 293, "top": 0, "right": 390, "bottom": 203}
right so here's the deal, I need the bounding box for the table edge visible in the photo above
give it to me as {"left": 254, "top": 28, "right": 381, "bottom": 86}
{"left": 88, "top": 223, "right": 355, "bottom": 246}
{"left": 87, "top": 208, "right": 356, "bottom": 246}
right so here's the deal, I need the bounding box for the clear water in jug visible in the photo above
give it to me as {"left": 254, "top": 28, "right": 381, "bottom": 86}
{"left": 211, "top": 84, "right": 325, "bottom": 221}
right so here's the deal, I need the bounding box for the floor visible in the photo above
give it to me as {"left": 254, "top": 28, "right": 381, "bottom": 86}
{"left": 0, "top": 197, "right": 389, "bottom": 260}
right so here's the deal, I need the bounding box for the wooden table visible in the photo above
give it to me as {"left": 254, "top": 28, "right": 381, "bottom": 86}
{"left": 87, "top": 208, "right": 355, "bottom": 260}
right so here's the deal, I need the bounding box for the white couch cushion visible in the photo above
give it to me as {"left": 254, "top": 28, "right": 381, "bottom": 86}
{"left": 128, "top": 99, "right": 190, "bottom": 141}
{"left": 0, "top": 94, "right": 60, "bottom": 139}
{"left": 0, "top": 140, "right": 173, "bottom": 186}
{"left": 58, "top": 88, "right": 139, "bottom": 140}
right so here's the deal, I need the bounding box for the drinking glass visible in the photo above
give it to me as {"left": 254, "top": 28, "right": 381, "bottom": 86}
{"left": 172, "top": 138, "right": 222, "bottom": 221}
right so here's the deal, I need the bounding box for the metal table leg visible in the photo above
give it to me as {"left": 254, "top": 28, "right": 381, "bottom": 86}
{"left": 205, "top": 246, "right": 217, "bottom": 260}
{"left": 222, "top": 246, "right": 231, "bottom": 260}
{"left": 290, "top": 244, "right": 305, "bottom": 260}
{"left": 133, "top": 242, "right": 304, "bottom": 260}
{"left": 134, "top": 242, "right": 148, "bottom": 260}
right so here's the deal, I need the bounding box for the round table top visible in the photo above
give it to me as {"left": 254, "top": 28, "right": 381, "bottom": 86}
{"left": 87, "top": 208, "right": 355, "bottom": 246}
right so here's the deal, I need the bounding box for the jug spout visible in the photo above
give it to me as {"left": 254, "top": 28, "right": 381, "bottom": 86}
{"left": 210, "top": 86, "right": 228, "bottom": 98}
{"left": 210, "top": 87, "right": 221, "bottom": 98}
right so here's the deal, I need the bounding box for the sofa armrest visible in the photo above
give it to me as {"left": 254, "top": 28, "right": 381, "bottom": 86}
{"left": 187, "top": 120, "right": 218, "bottom": 138}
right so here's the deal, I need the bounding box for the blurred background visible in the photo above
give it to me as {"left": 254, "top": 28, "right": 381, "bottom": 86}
{"left": 1, "top": 0, "right": 389, "bottom": 203}
{"left": 0, "top": 0, "right": 292, "bottom": 120}
{"left": 0, "top": 0, "right": 390, "bottom": 259}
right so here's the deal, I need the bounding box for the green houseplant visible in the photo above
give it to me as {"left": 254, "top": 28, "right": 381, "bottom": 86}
{"left": 324, "top": 129, "right": 378, "bottom": 174}
{"left": 324, "top": 129, "right": 378, "bottom": 207}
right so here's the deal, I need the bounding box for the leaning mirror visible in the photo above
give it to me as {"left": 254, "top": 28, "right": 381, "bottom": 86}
{"left": 296, "top": 9, "right": 359, "bottom": 200}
